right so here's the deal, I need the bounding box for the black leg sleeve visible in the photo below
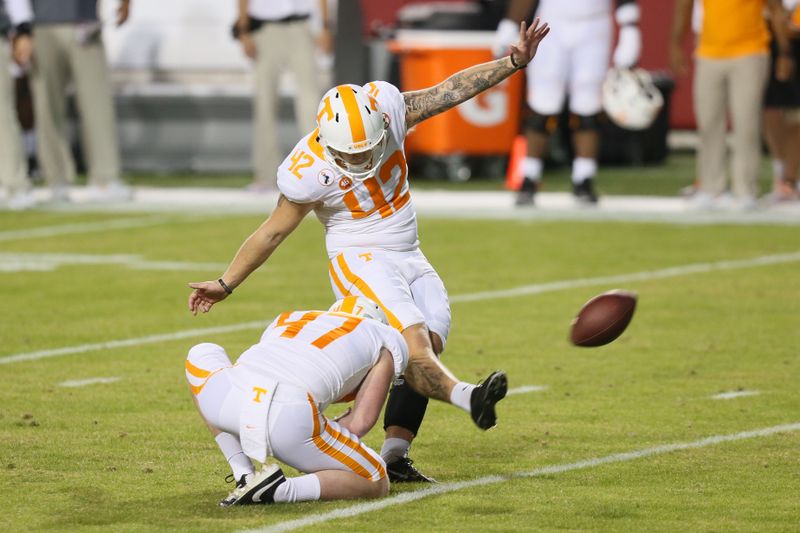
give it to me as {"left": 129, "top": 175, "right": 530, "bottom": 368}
{"left": 383, "top": 378, "right": 429, "bottom": 435}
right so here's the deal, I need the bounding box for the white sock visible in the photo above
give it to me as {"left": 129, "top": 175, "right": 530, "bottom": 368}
{"left": 571, "top": 157, "right": 597, "bottom": 184}
{"left": 214, "top": 432, "right": 254, "bottom": 481}
{"left": 522, "top": 157, "right": 543, "bottom": 181}
{"left": 381, "top": 437, "right": 411, "bottom": 463}
{"left": 449, "top": 382, "right": 477, "bottom": 414}
{"left": 273, "top": 473, "right": 321, "bottom": 503}
{"left": 772, "top": 159, "right": 784, "bottom": 181}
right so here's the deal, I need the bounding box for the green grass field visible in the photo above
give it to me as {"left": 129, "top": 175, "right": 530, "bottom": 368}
{"left": 1, "top": 193, "right": 799, "bottom": 531}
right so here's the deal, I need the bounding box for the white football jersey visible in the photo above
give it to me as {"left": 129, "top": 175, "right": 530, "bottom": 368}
{"left": 235, "top": 310, "right": 409, "bottom": 410}
{"left": 277, "top": 81, "right": 418, "bottom": 258}
{"left": 537, "top": 0, "right": 613, "bottom": 20}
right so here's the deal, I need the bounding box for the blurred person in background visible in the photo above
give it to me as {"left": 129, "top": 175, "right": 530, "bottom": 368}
{"left": 494, "top": 0, "right": 642, "bottom": 206}
{"left": 0, "top": 0, "right": 34, "bottom": 210}
{"left": 30, "top": 0, "right": 132, "bottom": 203}
{"left": 671, "top": 0, "right": 793, "bottom": 211}
{"left": 763, "top": 0, "right": 800, "bottom": 202}
{"left": 234, "top": 0, "right": 332, "bottom": 192}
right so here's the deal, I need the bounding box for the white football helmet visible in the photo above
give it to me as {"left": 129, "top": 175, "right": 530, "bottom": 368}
{"left": 328, "top": 295, "right": 388, "bottom": 326}
{"left": 602, "top": 68, "right": 664, "bottom": 131}
{"left": 316, "top": 84, "right": 389, "bottom": 180}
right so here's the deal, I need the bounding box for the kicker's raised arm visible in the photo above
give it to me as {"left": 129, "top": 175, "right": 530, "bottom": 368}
{"left": 403, "top": 18, "right": 550, "bottom": 129}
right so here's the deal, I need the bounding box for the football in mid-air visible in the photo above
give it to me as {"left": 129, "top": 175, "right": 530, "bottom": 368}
{"left": 570, "top": 290, "right": 637, "bottom": 347}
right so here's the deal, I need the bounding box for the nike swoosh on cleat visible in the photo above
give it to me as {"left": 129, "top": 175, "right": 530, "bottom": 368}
{"left": 251, "top": 479, "right": 278, "bottom": 503}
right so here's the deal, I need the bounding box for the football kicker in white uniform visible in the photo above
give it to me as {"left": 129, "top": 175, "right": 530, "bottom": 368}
{"left": 187, "top": 297, "right": 407, "bottom": 505}
{"left": 188, "top": 18, "right": 550, "bottom": 484}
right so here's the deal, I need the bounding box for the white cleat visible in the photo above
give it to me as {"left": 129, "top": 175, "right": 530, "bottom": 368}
{"left": 85, "top": 182, "right": 134, "bottom": 203}
{"left": 219, "top": 464, "right": 286, "bottom": 507}
{"left": 50, "top": 185, "right": 71, "bottom": 204}
{"left": 6, "top": 190, "right": 38, "bottom": 211}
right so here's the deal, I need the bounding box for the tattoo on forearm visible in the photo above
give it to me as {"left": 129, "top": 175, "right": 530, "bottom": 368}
{"left": 404, "top": 57, "right": 516, "bottom": 127}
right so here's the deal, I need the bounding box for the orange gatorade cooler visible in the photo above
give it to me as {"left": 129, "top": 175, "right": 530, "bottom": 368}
{"left": 389, "top": 30, "right": 523, "bottom": 157}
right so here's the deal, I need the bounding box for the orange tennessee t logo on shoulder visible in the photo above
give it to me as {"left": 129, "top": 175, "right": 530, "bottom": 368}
{"left": 252, "top": 387, "right": 267, "bottom": 403}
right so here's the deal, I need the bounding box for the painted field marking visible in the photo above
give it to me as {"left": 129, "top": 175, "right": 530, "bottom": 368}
{"left": 0, "top": 321, "right": 268, "bottom": 365}
{"left": 0, "top": 216, "right": 173, "bottom": 242}
{"left": 711, "top": 390, "right": 761, "bottom": 400}
{"left": 59, "top": 377, "right": 121, "bottom": 388}
{"left": 241, "top": 422, "right": 800, "bottom": 533}
{"left": 449, "top": 251, "right": 800, "bottom": 303}
{"left": 0, "top": 252, "right": 228, "bottom": 272}
{"left": 508, "top": 385, "right": 548, "bottom": 395}
{"left": 2, "top": 250, "right": 799, "bottom": 366}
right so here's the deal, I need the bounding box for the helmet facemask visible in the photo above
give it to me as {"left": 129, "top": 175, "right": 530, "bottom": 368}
{"left": 320, "top": 115, "right": 390, "bottom": 181}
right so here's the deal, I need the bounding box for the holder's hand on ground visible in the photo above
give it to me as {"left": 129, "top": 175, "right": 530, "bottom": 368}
{"left": 509, "top": 17, "right": 550, "bottom": 69}
{"left": 188, "top": 281, "right": 229, "bottom": 315}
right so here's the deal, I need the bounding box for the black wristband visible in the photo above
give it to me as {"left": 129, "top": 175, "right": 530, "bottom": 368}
{"left": 509, "top": 54, "right": 525, "bottom": 70}
{"left": 218, "top": 278, "right": 233, "bottom": 295}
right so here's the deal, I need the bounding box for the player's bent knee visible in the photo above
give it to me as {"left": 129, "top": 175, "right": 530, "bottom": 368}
{"left": 569, "top": 90, "right": 603, "bottom": 120}
{"left": 186, "top": 342, "right": 231, "bottom": 384}
{"left": 524, "top": 112, "right": 558, "bottom": 134}
{"left": 187, "top": 342, "right": 225, "bottom": 360}
{"left": 569, "top": 113, "right": 601, "bottom": 131}
{"left": 372, "top": 476, "right": 390, "bottom": 498}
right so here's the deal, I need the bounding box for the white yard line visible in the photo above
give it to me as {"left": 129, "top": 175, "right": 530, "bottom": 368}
{"left": 0, "top": 321, "right": 268, "bottom": 365}
{"left": 2, "top": 250, "right": 800, "bottom": 366}
{"left": 450, "top": 251, "right": 800, "bottom": 303}
{"left": 507, "top": 385, "right": 548, "bottom": 395}
{"left": 59, "top": 377, "right": 121, "bottom": 388}
{"left": 0, "top": 252, "right": 228, "bottom": 272}
{"left": 711, "top": 390, "right": 761, "bottom": 400}
{"left": 241, "top": 422, "right": 800, "bottom": 533}
{"left": 0, "top": 216, "right": 172, "bottom": 242}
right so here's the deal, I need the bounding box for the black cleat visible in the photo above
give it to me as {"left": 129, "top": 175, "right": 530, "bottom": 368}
{"left": 219, "top": 464, "right": 286, "bottom": 507}
{"left": 470, "top": 371, "right": 508, "bottom": 430}
{"left": 573, "top": 178, "right": 599, "bottom": 204}
{"left": 515, "top": 178, "right": 539, "bottom": 206}
{"left": 386, "top": 456, "right": 437, "bottom": 483}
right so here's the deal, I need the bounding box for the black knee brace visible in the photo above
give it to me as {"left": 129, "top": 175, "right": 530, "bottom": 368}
{"left": 569, "top": 113, "right": 602, "bottom": 131}
{"left": 383, "top": 377, "right": 429, "bottom": 436}
{"left": 524, "top": 112, "right": 558, "bottom": 134}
